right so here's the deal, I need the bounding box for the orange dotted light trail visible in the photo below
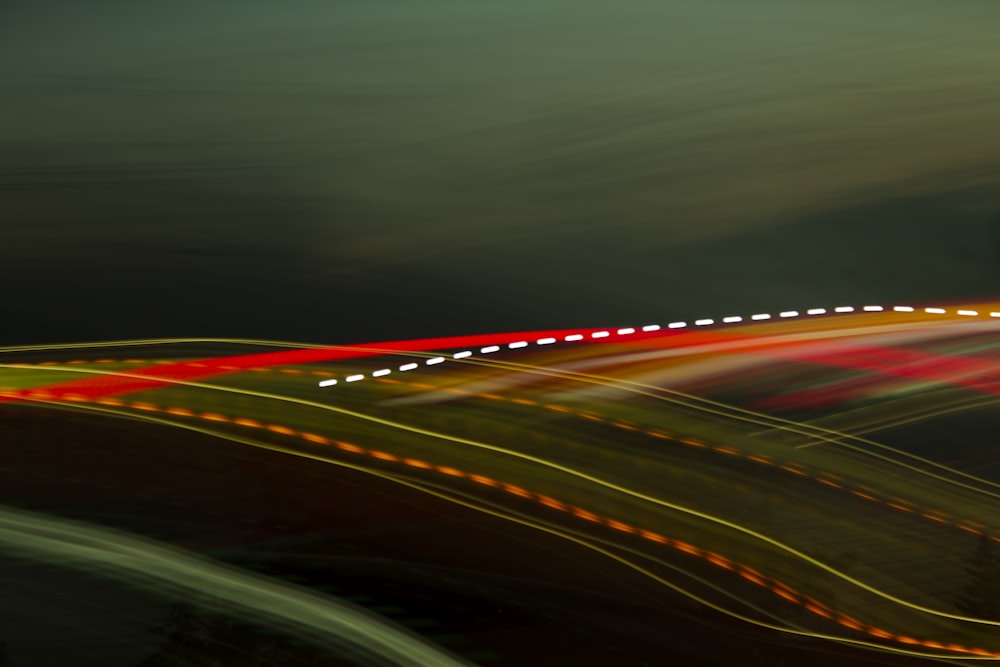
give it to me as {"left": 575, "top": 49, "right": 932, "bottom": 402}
{"left": 1, "top": 386, "right": 997, "bottom": 659}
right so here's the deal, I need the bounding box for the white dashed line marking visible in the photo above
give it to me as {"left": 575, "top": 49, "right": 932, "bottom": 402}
{"left": 318, "top": 303, "right": 988, "bottom": 387}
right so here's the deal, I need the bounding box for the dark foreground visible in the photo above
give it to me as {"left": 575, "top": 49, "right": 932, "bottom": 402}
{"left": 0, "top": 406, "right": 941, "bottom": 666}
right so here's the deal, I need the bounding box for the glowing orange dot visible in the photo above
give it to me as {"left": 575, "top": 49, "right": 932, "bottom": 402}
{"left": 706, "top": 554, "right": 733, "bottom": 570}
{"left": 639, "top": 530, "right": 668, "bottom": 544}
{"left": 538, "top": 496, "right": 565, "bottom": 511}
{"left": 674, "top": 542, "right": 700, "bottom": 556}
{"left": 804, "top": 604, "right": 832, "bottom": 619}
{"left": 503, "top": 484, "right": 532, "bottom": 498}
{"left": 572, "top": 507, "right": 601, "bottom": 522}
{"left": 773, "top": 588, "right": 798, "bottom": 603}
{"left": 612, "top": 422, "right": 639, "bottom": 431}
{"left": 606, "top": 520, "right": 636, "bottom": 533}
{"left": 837, "top": 616, "right": 864, "bottom": 631}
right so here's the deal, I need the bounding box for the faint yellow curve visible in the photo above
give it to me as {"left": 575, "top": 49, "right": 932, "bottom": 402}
{"left": 370, "top": 473, "right": 983, "bottom": 664}
{"left": 797, "top": 394, "right": 1000, "bottom": 443}
{"left": 12, "top": 350, "right": 1000, "bottom": 536}
{"left": 7, "top": 333, "right": 994, "bottom": 498}
{"left": 14, "top": 355, "right": 997, "bottom": 539}
{"left": 0, "top": 337, "right": 329, "bottom": 353}
{"left": 3, "top": 363, "right": 999, "bottom": 630}
{"left": 4, "top": 395, "right": 983, "bottom": 662}
{"left": 447, "top": 354, "right": 1000, "bottom": 500}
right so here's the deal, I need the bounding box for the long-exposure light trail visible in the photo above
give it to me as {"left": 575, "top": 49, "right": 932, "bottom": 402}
{"left": 5, "top": 302, "right": 1000, "bottom": 663}
{"left": 4, "top": 388, "right": 998, "bottom": 660}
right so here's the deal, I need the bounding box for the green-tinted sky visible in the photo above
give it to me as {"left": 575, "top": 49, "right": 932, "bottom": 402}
{"left": 3, "top": 0, "right": 1000, "bottom": 344}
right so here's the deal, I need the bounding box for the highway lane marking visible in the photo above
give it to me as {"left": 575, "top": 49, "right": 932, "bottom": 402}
{"left": 314, "top": 303, "right": 998, "bottom": 387}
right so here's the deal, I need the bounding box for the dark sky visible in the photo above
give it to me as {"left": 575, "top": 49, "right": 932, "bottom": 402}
{"left": 4, "top": 0, "right": 1000, "bottom": 346}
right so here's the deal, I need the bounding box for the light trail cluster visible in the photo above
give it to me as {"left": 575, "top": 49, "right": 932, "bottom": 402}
{"left": 4, "top": 301, "right": 1000, "bottom": 662}
{"left": 317, "top": 302, "right": 1000, "bottom": 388}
